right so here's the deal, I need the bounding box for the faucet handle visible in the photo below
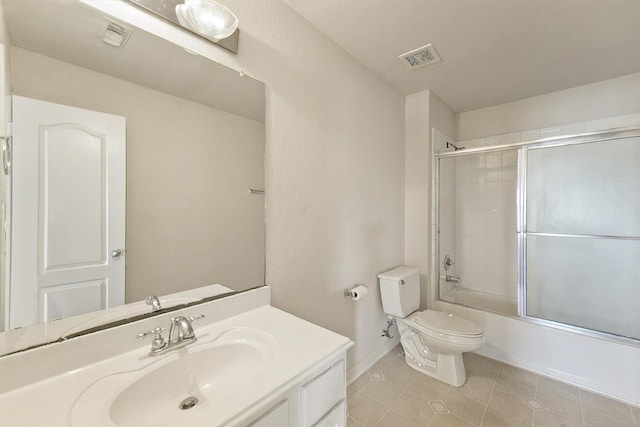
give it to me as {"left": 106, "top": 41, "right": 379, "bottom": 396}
{"left": 188, "top": 314, "right": 205, "bottom": 323}
{"left": 145, "top": 295, "right": 162, "bottom": 312}
{"left": 137, "top": 327, "right": 166, "bottom": 351}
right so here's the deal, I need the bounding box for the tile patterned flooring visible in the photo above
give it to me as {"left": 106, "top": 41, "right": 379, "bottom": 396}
{"left": 347, "top": 346, "right": 640, "bottom": 427}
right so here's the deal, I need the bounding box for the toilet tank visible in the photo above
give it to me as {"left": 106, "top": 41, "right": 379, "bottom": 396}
{"left": 378, "top": 266, "right": 420, "bottom": 317}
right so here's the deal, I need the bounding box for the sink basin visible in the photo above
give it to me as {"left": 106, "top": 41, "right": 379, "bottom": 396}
{"left": 70, "top": 327, "right": 277, "bottom": 426}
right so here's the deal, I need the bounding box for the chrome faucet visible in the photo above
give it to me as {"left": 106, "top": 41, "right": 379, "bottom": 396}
{"left": 168, "top": 315, "right": 202, "bottom": 344}
{"left": 137, "top": 314, "right": 205, "bottom": 356}
{"left": 445, "top": 275, "right": 463, "bottom": 283}
{"left": 145, "top": 295, "right": 162, "bottom": 312}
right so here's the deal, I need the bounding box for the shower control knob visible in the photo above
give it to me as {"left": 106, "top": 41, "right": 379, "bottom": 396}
{"left": 444, "top": 254, "right": 455, "bottom": 271}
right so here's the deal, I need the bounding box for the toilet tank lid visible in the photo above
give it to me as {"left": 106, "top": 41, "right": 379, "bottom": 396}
{"left": 378, "top": 266, "right": 419, "bottom": 280}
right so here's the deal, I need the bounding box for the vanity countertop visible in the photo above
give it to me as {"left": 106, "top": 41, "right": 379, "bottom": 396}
{"left": 0, "top": 298, "right": 352, "bottom": 426}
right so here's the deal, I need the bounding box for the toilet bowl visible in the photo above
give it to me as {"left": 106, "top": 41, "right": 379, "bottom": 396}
{"left": 378, "top": 266, "right": 484, "bottom": 387}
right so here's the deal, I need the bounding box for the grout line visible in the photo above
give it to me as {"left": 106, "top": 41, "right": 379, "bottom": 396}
{"left": 477, "top": 360, "right": 503, "bottom": 427}
{"left": 373, "top": 406, "right": 390, "bottom": 425}
{"left": 529, "top": 374, "right": 538, "bottom": 427}
{"left": 426, "top": 381, "right": 453, "bottom": 427}
{"left": 369, "top": 352, "right": 401, "bottom": 426}
{"left": 627, "top": 404, "right": 638, "bottom": 427}
{"left": 348, "top": 349, "right": 401, "bottom": 426}
{"left": 360, "top": 348, "right": 420, "bottom": 426}
{"left": 579, "top": 388, "right": 586, "bottom": 427}
{"left": 372, "top": 375, "right": 418, "bottom": 426}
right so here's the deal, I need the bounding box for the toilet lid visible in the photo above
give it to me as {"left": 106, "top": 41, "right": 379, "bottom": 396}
{"left": 414, "top": 310, "right": 483, "bottom": 337}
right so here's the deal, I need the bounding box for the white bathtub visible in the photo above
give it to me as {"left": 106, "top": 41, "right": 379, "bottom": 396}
{"left": 440, "top": 287, "right": 518, "bottom": 316}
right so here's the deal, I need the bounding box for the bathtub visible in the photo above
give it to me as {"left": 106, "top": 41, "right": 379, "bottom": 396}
{"left": 440, "top": 287, "right": 518, "bottom": 316}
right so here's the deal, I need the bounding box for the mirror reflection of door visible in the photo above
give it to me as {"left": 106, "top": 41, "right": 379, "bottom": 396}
{"left": 9, "top": 96, "right": 125, "bottom": 329}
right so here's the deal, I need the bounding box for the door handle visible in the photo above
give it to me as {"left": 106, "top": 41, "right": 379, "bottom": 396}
{"left": 2, "top": 136, "right": 11, "bottom": 176}
{"left": 111, "top": 248, "right": 125, "bottom": 259}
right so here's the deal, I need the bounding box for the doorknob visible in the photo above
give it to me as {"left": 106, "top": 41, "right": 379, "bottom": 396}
{"left": 2, "top": 136, "right": 11, "bottom": 176}
{"left": 111, "top": 248, "right": 126, "bottom": 259}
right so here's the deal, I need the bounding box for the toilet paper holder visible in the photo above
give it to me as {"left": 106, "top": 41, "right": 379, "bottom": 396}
{"left": 344, "top": 285, "right": 368, "bottom": 300}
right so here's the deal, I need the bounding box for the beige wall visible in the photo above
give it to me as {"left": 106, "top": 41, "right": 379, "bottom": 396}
{"left": 236, "top": 2, "right": 406, "bottom": 375}
{"left": 429, "top": 92, "right": 456, "bottom": 139}
{"left": 404, "top": 90, "right": 430, "bottom": 309}
{"left": 456, "top": 72, "right": 640, "bottom": 140}
{"left": 405, "top": 90, "right": 455, "bottom": 310}
{"left": 11, "top": 47, "right": 265, "bottom": 302}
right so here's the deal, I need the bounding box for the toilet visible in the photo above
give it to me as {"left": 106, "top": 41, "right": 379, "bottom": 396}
{"left": 378, "top": 266, "right": 484, "bottom": 387}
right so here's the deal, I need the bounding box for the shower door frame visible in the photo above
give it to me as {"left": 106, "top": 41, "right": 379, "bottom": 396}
{"left": 434, "top": 127, "right": 640, "bottom": 347}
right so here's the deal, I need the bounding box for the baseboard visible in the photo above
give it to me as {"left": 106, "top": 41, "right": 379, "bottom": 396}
{"left": 347, "top": 336, "right": 400, "bottom": 385}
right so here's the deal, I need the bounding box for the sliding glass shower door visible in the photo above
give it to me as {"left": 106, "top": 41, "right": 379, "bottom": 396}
{"left": 436, "top": 128, "right": 640, "bottom": 343}
{"left": 523, "top": 135, "right": 640, "bottom": 341}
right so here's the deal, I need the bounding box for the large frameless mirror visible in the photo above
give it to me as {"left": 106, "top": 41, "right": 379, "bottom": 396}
{"left": 0, "top": 0, "right": 265, "bottom": 356}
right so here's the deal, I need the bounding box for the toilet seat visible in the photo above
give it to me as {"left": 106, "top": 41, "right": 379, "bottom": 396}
{"left": 414, "top": 310, "right": 483, "bottom": 337}
{"left": 403, "top": 310, "right": 484, "bottom": 348}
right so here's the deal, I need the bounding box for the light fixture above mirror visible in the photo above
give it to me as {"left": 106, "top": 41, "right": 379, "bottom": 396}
{"left": 127, "top": 0, "right": 239, "bottom": 53}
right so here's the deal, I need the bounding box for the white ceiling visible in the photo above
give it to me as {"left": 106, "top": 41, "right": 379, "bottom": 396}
{"left": 284, "top": 0, "right": 640, "bottom": 113}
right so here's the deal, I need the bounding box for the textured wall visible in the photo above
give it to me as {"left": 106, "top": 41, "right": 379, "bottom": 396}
{"left": 218, "top": 0, "right": 406, "bottom": 374}
{"left": 405, "top": 90, "right": 455, "bottom": 310}
{"left": 404, "top": 90, "right": 431, "bottom": 309}
{"left": 237, "top": 1, "right": 406, "bottom": 372}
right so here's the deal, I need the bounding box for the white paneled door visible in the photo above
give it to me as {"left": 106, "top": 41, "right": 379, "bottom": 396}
{"left": 10, "top": 96, "right": 126, "bottom": 329}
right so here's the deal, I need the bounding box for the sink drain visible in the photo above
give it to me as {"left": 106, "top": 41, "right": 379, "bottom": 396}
{"left": 179, "top": 396, "right": 198, "bottom": 410}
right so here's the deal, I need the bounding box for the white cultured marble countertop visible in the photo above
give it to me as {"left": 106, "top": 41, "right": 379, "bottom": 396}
{"left": 0, "top": 304, "right": 352, "bottom": 426}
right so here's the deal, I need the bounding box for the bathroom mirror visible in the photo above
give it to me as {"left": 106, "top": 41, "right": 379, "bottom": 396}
{"left": 0, "top": 0, "right": 265, "bottom": 355}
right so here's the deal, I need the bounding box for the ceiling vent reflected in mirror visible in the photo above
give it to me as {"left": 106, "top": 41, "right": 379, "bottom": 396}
{"left": 102, "top": 22, "right": 134, "bottom": 48}
{"left": 399, "top": 43, "right": 442, "bottom": 70}
{"left": 127, "top": 0, "right": 239, "bottom": 54}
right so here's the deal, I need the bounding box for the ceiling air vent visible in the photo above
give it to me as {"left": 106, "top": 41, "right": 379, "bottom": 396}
{"left": 399, "top": 43, "right": 442, "bottom": 70}
{"left": 102, "top": 21, "right": 134, "bottom": 48}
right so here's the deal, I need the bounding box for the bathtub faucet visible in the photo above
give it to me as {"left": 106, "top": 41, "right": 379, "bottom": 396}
{"left": 445, "top": 275, "right": 462, "bottom": 283}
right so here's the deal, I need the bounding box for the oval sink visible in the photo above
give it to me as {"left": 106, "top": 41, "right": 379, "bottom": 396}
{"left": 70, "top": 327, "right": 277, "bottom": 426}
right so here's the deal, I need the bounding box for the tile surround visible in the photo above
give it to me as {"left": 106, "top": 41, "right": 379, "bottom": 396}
{"left": 347, "top": 346, "right": 640, "bottom": 427}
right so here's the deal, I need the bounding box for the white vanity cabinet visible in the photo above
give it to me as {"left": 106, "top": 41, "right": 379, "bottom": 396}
{"left": 245, "top": 357, "right": 347, "bottom": 427}
{"left": 0, "top": 288, "right": 353, "bottom": 427}
{"left": 301, "top": 359, "right": 346, "bottom": 426}
{"left": 248, "top": 400, "right": 290, "bottom": 426}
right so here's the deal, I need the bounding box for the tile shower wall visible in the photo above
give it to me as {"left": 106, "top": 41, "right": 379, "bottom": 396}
{"left": 451, "top": 150, "right": 518, "bottom": 300}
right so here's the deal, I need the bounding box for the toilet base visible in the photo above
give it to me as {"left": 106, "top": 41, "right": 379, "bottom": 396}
{"left": 403, "top": 351, "right": 467, "bottom": 387}
{"left": 397, "top": 321, "right": 470, "bottom": 387}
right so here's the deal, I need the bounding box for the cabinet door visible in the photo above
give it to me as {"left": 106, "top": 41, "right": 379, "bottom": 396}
{"left": 313, "top": 400, "right": 345, "bottom": 427}
{"left": 249, "top": 400, "right": 289, "bottom": 427}
{"left": 302, "top": 360, "right": 346, "bottom": 426}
